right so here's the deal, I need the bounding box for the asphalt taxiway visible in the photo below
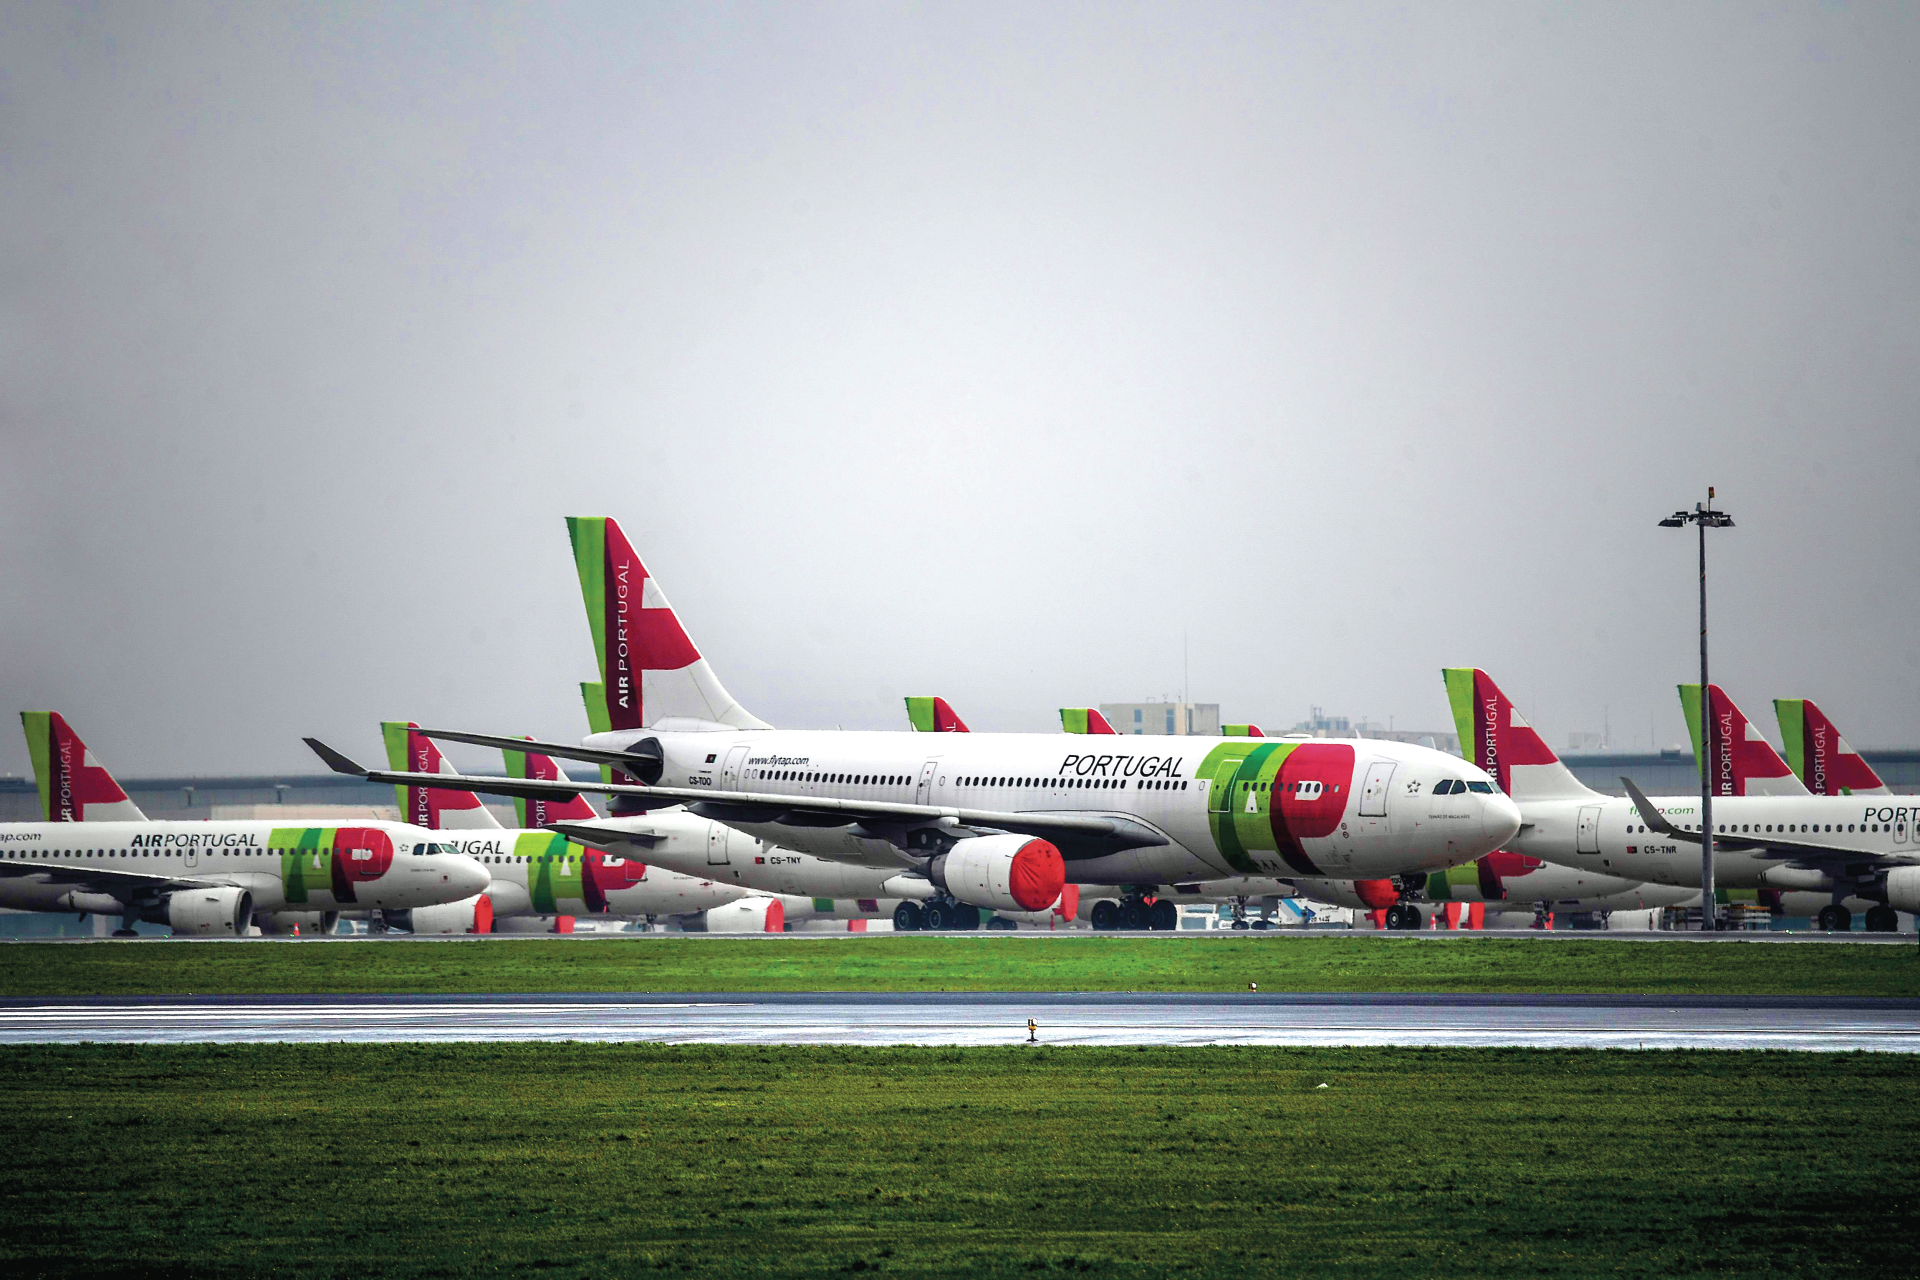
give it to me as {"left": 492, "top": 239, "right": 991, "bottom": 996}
{"left": 4, "top": 992, "right": 1917, "bottom": 1050}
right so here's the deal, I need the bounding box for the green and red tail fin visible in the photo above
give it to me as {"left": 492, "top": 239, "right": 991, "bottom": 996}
{"left": 1772, "top": 698, "right": 1887, "bottom": 795}
{"left": 1679, "top": 685, "right": 1808, "bottom": 797}
{"left": 905, "top": 697, "right": 970, "bottom": 732}
{"left": 504, "top": 737, "right": 602, "bottom": 827}
{"left": 566, "top": 516, "right": 769, "bottom": 732}
{"left": 1221, "top": 724, "right": 1265, "bottom": 737}
{"left": 380, "top": 721, "right": 505, "bottom": 831}
{"left": 18, "top": 712, "right": 147, "bottom": 821}
{"left": 1058, "top": 708, "right": 1117, "bottom": 735}
{"left": 1442, "top": 669, "right": 1599, "bottom": 801}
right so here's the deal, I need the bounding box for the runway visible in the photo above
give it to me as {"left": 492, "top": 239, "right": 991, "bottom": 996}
{"left": 4, "top": 992, "right": 1918, "bottom": 1050}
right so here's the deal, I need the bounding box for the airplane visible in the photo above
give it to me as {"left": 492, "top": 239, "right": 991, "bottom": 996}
{"left": 1050, "top": 704, "right": 1684, "bottom": 931}
{"left": 380, "top": 722, "right": 750, "bottom": 933}
{"left": 1442, "top": 669, "right": 1920, "bottom": 932}
{"left": 1773, "top": 698, "right": 1890, "bottom": 795}
{"left": 11, "top": 712, "right": 491, "bottom": 936}
{"left": 310, "top": 517, "right": 1519, "bottom": 931}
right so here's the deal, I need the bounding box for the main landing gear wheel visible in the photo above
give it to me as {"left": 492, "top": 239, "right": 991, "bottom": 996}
{"left": 1384, "top": 904, "right": 1423, "bottom": 930}
{"left": 1148, "top": 899, "right": 1178, "bottom": 931}
{"left": 1090, "top": 900, "right": 1118, "bottom": 931}
{"left": 923, "top": 901, "right": 951, "bottom": 931}
{"left": 987, "top": 916, "right": 1017, "bottom": 931}
{"left": 893, "top": 901, "right": 924, "bottom": 932}
{"left": 1119, "top": 901, "right": 1147, "bottom": 931}
{"left": 1817, "top": 905, "right": 1853, "bottom": 933}
{"left": 1231, "top": 919, "right": 1250, "bottom": 931}
{"left": 1864, "top": 905, "right": 1899, "bottom": 933}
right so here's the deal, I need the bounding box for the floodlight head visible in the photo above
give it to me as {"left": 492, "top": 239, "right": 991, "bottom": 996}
{"left": 1658, "top": 513, "right": 1687, "bottom": 528}
{"left": 1702, "top": 513, "right": 1734, "bottom": 528}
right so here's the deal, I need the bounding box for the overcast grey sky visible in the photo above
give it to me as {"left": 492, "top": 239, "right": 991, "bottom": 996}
{"left": 4, "top": 2, "right": 1917, "bottom": 777}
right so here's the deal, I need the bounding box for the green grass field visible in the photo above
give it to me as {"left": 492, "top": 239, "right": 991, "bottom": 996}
{"left": 1, "top": 935, "right": 1917, "bottom": 998}
{"left": 4, "top": 1043, "right": 1914, "bottom": 1278}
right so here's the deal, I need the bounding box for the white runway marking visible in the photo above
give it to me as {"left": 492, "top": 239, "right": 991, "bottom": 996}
{"left": 2, "top": 997, "right": 1916, "bottom": 1051}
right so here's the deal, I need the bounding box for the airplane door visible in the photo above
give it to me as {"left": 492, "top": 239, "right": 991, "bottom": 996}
{"left": 1359, "top": 762, "right": 1396, "bottom": 817}
{"left": 706, "top": 822, "right": 729, "bottom": 866}
{"left": 915, "top": 760, "right": 939, "bottom": 806}
{"left": 720, "top": 744, "right": 750, "bottom": 792}
{"left": 1206, "top": 757, "right": 1246, "bottom": 814}
{"left": 1577, "top": 805, "right": 1603, "bottom": 854}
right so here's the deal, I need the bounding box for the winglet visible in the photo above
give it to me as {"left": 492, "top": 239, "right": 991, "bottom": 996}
{"left": 1620, "top": 777, "right": 1697, "bottom": 844}
{"left": 305, "top": 738, "right": 371, "bottom": 778}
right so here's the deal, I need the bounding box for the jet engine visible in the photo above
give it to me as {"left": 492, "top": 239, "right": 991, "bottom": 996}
{"left": 930, "top": 835, "right": 1065, "bottom": 914}
{"left": 1884, "top": 867, "right": 1920, "bottom": 914}
{"left": 408, "top": 894, "right": 495, "bottom": 935}
{"left": 703, "top": 897, "right": 787, "bottom": 933}
{"left": 254, "top": 911, "right": 340, "bottom": 936}
{"left": 158, "top": 887, "right": 253, "bottom": 937}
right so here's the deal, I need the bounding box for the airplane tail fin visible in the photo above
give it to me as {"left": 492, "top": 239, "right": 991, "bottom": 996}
{"left": 1222, "top": 723, "right": 1265, "bottom": 737}
{"left": 19, "top": 712, "right": 147, "bottom": 821}
{"left": 380, "top": 721, "right": 505, "bottom": 830}
{"left": 504, "top": 737, "right": 602, "bottom": 827}
{"left": 567, "top": 517, "right": 769, "bottom": 732}
{"left": 1772, "top": 698, "right": 1886, "bottom": 795}
{"left": 1679, "top": 685, "right": 1807, "bottom": 797}
{"left": 906, "top": 697, "right": 970, "bottom": 732}
{"left": 1058, "top": 708, "right": 1117, "bottom": 735}
{"left": 1441, "top": 670, "right": 1600, "bottom": 801}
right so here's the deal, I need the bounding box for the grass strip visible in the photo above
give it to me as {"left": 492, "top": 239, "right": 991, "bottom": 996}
{"left": 2, "top": 935, "right": 1918, "bottom": 998}
{"left": 3, "top": 1043, "right": 1915, "bottom": 1278}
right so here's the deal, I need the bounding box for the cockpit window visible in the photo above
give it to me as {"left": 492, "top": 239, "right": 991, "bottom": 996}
{"left": 1433, "top": 779, "right": 1457, "bottom": 795}
{"left": 1465, "top": 781, "right": 1494, "bottom": 794}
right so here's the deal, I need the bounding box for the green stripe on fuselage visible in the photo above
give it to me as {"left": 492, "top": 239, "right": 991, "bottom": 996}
{"left": 1199, "top": 741, "right": 1294, "bottom": 875}
{"left": 518, "top": 830, "right": 581, "bottom": 914}
{"left": 273, "top": 828, "right": 332, "bottom": 904}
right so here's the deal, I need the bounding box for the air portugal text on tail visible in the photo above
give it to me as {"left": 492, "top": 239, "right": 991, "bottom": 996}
{"left": 567, "top": 516, "right": 769, "bottom": 733}
{"left": 20, "top": 712, "right": 148, "bottom": 822}
{"left": 1680, "top": 684, "right": 1808, "bottom": 797}
{"left": 1774, "top": 698, "right": 1889, "bottom": 796}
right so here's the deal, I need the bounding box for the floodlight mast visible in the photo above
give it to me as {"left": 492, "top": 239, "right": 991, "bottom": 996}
{"left": 1659, "top": 487, "right": 1735, "bottom": 930}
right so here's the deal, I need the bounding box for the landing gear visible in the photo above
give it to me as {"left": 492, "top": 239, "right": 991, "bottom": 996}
{"left": 1230, "top": 896, "right": 1250, "bottom": 930}
{"left": 1864, "top": 905, "right": 1899, "bottom": 933}
{"left": 915, "top": 899, "right": 980, "bottom": 931}
{"left": 1383, "top": 903, "right": 1424, "bottom": 930}
{"left": 893, "top": 901, "right": 924, "bottom": 932}
{"left": 1090, "top": 893, "right": 1178, "bottom": 931}
{"left": 1817, "top": 904, "right": 1854, "bottom": 933}
{"left": 986, "top": 916, "right": 1018, "bottom": 931}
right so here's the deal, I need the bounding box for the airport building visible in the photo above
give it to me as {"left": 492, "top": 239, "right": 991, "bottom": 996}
{"left": 1099, "top": 701, "right": 1220, "bottom": 736}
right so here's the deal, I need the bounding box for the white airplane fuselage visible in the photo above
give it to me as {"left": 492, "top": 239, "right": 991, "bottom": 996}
{"left": 0, "top": 821, "right": 491, "bottom": 914}
{"left": 587, "top": 729, "right": 1522, "bottom": 883}
{"left": 1513, "top": 794, "right": 1920, "bottom": 890}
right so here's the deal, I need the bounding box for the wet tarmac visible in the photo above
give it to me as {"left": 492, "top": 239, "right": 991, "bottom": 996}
{"left": 3, "top": 991, "right": 1916, "bottom": 1050}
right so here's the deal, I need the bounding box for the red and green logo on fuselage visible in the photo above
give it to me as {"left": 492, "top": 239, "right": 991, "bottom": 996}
{"left": 1197, "top": 741, "right": 1355, "bottom": 876}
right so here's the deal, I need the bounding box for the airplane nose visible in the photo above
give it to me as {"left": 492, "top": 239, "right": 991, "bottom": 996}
{"left": 445, "top": 855, "right": 492, "bottom": 898}
{"left": 1484, "top": 793, "right": 1522, "bottom": 847}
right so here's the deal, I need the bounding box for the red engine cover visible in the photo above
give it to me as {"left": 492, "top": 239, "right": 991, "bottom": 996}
{"left": 1008, "top": 839, "right": 1066, "bottom": 912}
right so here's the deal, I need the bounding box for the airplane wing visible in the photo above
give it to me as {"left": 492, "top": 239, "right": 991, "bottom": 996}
{"left": 307, "top": 739, "right": 1169, "bottom": 860}
{"left": 0, "top": 857, "right": 222, "bottom": 892}
{"left": 1620, "top": 777, "right": 1913, "bottom": 867}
